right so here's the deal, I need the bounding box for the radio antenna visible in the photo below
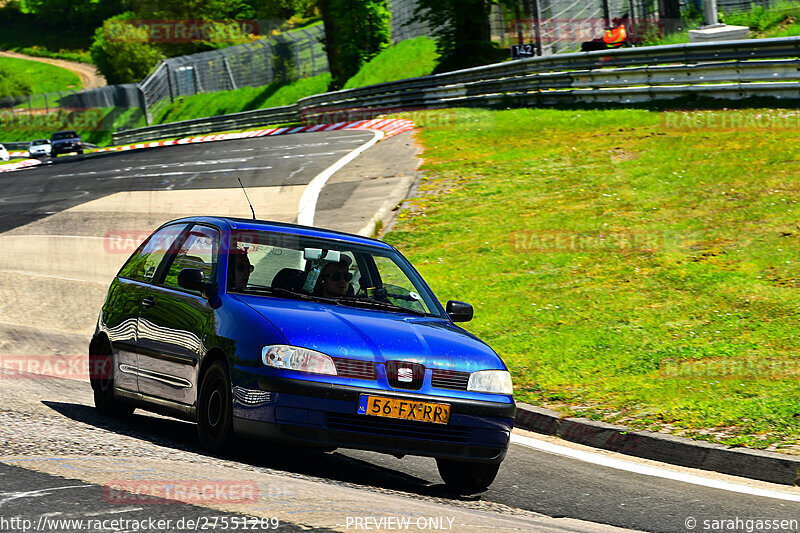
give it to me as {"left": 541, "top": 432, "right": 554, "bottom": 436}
{"left": 237, "top": 177, "right": 256, "bottom": 220}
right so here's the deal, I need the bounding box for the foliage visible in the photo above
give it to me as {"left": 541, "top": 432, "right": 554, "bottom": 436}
{"left": 90, "top": 12, "right": 166, "bottom": 84}
{"left": 343, "top": 36, "right": 439, "bottom": 89}
{"left": 413, "top": 0, "right": 510, "bottom": 72}
{"left": 318, "top": 0, "right": 391, "bottom": 89}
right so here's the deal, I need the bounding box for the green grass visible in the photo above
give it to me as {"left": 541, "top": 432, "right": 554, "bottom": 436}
{"left": 384, "top": 107, "right": 800, "bottom": 452}
{"left": 152, "top": 73, "right": 331, "bottom": 125}
{"left": 0, "top": 56, "right": 82, "bottom": 96}
{"left": 343, "top": 37, "right": 439, "bottom": 89}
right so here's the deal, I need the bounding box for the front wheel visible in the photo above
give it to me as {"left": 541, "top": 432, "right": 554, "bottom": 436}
{"left": 436, "top": 459, "right": 501, "bottom": 494}
{"left": 197, "top": 360, "right": 234, "bottom": 452}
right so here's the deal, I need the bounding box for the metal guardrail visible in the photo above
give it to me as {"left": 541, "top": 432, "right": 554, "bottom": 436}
{"left": 113, "top": 105, "right": 299, "bottom": 145}
{"left": 113, "top": 36, "right": 800, "bottom": 145}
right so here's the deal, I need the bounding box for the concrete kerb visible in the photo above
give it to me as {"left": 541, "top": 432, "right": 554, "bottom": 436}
{"left": 515, "top": 403, "right": 800, "bottom": 486}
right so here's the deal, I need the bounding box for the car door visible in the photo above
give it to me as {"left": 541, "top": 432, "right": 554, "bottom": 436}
{"left": 136, "top": 224, "right": 220, "bottom": 405}
{"left": 107, "top": 223, "right": 189, "bottom": 394}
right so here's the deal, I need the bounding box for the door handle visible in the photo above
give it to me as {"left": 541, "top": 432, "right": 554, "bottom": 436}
{"left": 142, "top": 297, "right": 155, "bottom": 309}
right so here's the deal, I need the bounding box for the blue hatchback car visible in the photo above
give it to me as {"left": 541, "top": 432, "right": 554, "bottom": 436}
{"left": 90, "top": 217, "right": 515, "bottom": 493}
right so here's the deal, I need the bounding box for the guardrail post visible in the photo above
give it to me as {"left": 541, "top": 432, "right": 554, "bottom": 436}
{"left": 531, "top": 0, "right": 543, "bottom": 56}
{"left": 703, "top": 0, "right": 719, "bottom": 27}
{"left": 139, "top": 85, "right": 151, "bottom": 126}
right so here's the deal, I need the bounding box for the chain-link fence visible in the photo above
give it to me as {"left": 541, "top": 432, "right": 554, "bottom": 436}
{"left": 0, "top": 24, "right": 327, "bottom": 130}
{"left": 140, "top": 24, "right": 327, "bottom": 122}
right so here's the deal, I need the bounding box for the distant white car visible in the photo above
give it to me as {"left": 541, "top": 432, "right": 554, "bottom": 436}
{"left": 0, "top": 144, "right": 9, "bottom": 162}
{"left": 27, "top": 139, "right": 52, "bottom": 159}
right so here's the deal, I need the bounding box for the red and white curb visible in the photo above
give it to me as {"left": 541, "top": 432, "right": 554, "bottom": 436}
{"left": 0, "top": 158, "right": 43, "bottom": 172}
{"left": 0, "top": 119, "right": 414, "bottom": 173}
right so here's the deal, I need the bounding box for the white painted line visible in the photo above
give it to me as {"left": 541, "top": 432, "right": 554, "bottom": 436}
{"left": 511, "top": 433, "right": 800, "bottom": 502}
{"left": 297, "top": 129, "right": 385, "bottom": 226}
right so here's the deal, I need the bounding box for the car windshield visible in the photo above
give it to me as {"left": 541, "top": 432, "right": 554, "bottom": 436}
{"left": 228, "top": 230, "right": 444, "bottom": 318}
{"left": 31, "top": 140, "right": 48, "bottom": 146}
{"left": 52, "top": 131, "right": 77, "bottom": 140}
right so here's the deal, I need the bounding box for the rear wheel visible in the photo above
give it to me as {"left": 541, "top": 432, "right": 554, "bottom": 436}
{"left": 436, "top": 459, "right": 500, "bottom": 494}
{"left": 197, "top": 359, "right": 234, "bottom": 452}
{"left": 90, "top": 343, "right": 134, "bottom": 417}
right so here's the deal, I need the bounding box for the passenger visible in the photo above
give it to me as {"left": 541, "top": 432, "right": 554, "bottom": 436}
{"left": 317, "top": 258, "right": 352, "bottom": 298}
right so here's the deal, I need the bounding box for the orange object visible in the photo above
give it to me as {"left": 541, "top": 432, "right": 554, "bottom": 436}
{"left": 603, "top": 24, "right": 627, "bottom": 46}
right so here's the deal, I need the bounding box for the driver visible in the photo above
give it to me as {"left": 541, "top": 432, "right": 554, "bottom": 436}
{"left": 317, "top": 257, "right": 352, "bottom": 298}
{"left": 231, "top": 249, "right": 253, "bottom": 290}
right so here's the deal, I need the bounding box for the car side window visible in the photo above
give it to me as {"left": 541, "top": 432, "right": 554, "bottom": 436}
{"left": 162, "top": 225, "right": 219, "bottom": 293}
{"left": 117, "top": 224, "right": 187, "bottom": 283}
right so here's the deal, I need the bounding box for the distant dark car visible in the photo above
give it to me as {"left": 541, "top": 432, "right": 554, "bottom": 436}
{"left": 90, "top": 217, "right": 516, "bottom": 493}
{"left": 50, "top": 130, "right": 83, "bottom": 157}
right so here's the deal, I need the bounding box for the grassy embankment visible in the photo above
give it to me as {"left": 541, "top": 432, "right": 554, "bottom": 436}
{"left": 383, "top": 107, "right": 800, "bottom": 452}
{"left": 0, "top": 56, "right": 82, "bottom": 97}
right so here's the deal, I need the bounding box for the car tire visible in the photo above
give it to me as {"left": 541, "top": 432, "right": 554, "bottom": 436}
{"left": 77, "top": 150, "right": 84, "bottom": 155}
{"left": 436, "top": 459, "right": 500, "bottom": 494}
{"left": 197, "top": 359, "right": 234, "bottom": 453}
{"left": 90, "top": 345, "right": 135, "bottom": 418}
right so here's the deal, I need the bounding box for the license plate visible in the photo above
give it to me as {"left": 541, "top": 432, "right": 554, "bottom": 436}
{"left": 357, "top": 395, "right": 450, "bottom": 424}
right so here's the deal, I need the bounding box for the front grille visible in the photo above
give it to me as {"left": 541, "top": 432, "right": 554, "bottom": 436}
{"left": 385, "top": 361, "right": 425, "bottom": 390}
{"left": 431, "top": 369, "right": 470, "bottom": 391}
{"left": 326, "top": 413, "right": 471, "bottom": 444}
{"left": 333, "top": 358, "right": 376, "bottom": 380}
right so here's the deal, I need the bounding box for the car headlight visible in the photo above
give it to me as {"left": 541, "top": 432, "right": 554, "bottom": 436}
{"left": 468, "top": 370, "right": 513, "bottom": 395}
{"left": 261, "top": 345, "right": 337, "bottom": 376}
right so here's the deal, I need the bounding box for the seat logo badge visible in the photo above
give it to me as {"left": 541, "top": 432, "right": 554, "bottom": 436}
{"left": 398, "top": 367, "right": 413, "bottom": 382}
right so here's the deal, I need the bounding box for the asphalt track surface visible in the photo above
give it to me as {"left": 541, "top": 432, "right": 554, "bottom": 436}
{"left": 0, "top": 130, "right": 376, "bottom": 233}
{"left": 2, "top": 132, "right": 800, "bottom": 532}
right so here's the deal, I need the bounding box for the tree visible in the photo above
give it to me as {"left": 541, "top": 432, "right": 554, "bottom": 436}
{"left": 318, "top": 0, "right": 391, "bottom": 89}
{"left": 90, "top": 12, "right": 166, "bottom": 84}
{"left": 414, "top": 0, "right": 510, "bottom": 72}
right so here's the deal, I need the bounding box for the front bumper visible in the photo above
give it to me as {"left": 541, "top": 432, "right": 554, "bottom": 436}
{"left": 232, "top": 375, "right": 515, "bottom": 463}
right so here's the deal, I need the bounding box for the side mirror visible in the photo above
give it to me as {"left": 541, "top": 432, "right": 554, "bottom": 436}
{"left": 178, "top": 268, "right": 206, "bottom": 294}
{"left": 446, "top": 300, "right": 473, "bottom": 323}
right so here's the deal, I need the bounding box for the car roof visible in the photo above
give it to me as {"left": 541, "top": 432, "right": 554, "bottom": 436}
{"left": 169, "top": 216, "right": 396, "bottom": 251}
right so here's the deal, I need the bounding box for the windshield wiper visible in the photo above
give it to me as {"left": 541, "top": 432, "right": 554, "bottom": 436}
{"left": 238, "top": 285, "right": 333, "bottom": 303}
{"left": 337, "top": 296, "right": 428, "bottom": 316}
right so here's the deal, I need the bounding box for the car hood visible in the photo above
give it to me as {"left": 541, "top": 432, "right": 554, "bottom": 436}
{"left": 233, "top": 295, "right": 505, "bottom": 372}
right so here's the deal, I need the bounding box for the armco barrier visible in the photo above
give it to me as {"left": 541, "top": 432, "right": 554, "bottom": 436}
{"left": 113, "top": 104, "right": 299, "bottom": 145}
{"left": 113, "top": 36, "right": 800, "bottom": 145}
